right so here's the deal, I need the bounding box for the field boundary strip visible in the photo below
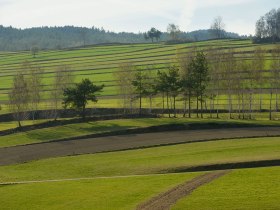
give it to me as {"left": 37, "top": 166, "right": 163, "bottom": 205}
{"left": 136, "top": 170, "right": 230, "bottom": 210}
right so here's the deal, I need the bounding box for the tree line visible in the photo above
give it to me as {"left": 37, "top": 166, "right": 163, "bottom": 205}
{"left": 7, "top": 45, "right": 280, "bottom": 127}
{"left": 254, "top": 8, "right": 280, "bottom": 43}
{"left": 8, "top": 63, "right": 104, "bottom": 127}
{"left": 0, "top": 24, "right": 240, "bottom": 51}
{"left": 115, "top": 46, "right": 280, "bottom": 120}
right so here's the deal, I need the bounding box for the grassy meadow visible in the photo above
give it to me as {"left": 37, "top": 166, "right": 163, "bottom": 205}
{"left": 0, "top": 136, "right": 279, "bottom": 209}
{"left": 1, "top": 117, "right": 280, "bottom": 148}
{"left": 0, "top": 136, "right": 279, "bottom": 182}
{"left": 173, "top": 166, "right": 280, "bottom": 210}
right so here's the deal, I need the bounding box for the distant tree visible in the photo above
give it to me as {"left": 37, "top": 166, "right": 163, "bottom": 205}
{"left": 144, "top": 33, "right": 149, "bottom": 41}
{"left": 155, "top": 70, "right": 168, "bottom": 115}
{"left": 220, "top": 50, "right": 236, "bottom": 119}
{"left": 9, "top": 71, "right": 30, "bottom": 128}
{"left": 206, "top": 47, "right": 223, "bottom": 118}
{"left": 63, "top": 79, "right": 104, "bottom": 119}
{"left": 146, "top": 28, "right": 162, "bottom": 42}
{"left": 155, "top": 65, "right": 181, "bottom": 117}
{"left": 51, "top": 65, "right": 74, "bottom": 120}
{"left": 23, "top": 61, "right": 44, "bottom": 121}
{"left": 167, "top": 24, "right": 180, "bottom": 40}
{"left": 251, "top": 47, "right": 266, "bottom": 111}
{"left": 166, "top": 65, "right": 181, "bottom": 117}
{"left": 176, "top": 46, "right": 196, "bottom": 117}
{"left": 31, "top": 46, "right": 39, "bottom": 58}
{"left": 132, "top": 68, "right": 147, "bottom": 115}
{"left": 191, "top": 52, "right": 210, "bottom": 118}
{"left": 210, "top": 16, "right": 226, "bottom": 39}
{"left": 270, "top": 45, "right": 280, "bottom": 117}
{"left": 144, "top": 65, "right": 157, "bottom": 113}
{"left": 79, "top": 28, "right": 87, "bottom": 47}
{"left": 114, "top": 62, "right": 135, "bottom": 113}
{"left": 255, "top": 16, "right": 266, "bottom": 38}
{"left": 243, "top": 60, "right": 255, "bottom": 119}
{"left": 254, "top": 8, "right": 280, "bottom": 42}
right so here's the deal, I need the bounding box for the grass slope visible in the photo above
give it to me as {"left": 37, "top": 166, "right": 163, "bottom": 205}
{"left": 1, "top": 117, "right": 280, "bottom": 148}
{"left": 0, "top": 137, "right": 279, "bottom": 182}
{"left": 172, "top": 166, "right": 280, "bottom": 210}
{"left": 0, "top": 173, "right": 199, "bottom": 210}
{"left": 0, "top": 39, "right": 279, "bottom": 110}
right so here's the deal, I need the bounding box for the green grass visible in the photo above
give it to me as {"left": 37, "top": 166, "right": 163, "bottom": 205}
{"left": 1, "top": 117, "right": 280, "bottom": 148}
{"left": 172, "top": 166, "right": 280, "bottom": 210}
{"left": 0, "top": 137, "right": 279, "bottom": 182}
{"left": 0, "top": 173, "right": 200, "bottom": 210}
{"left": 0, "top": 120, "right": 49, "bottom": 131}
{"left": 0, "top": 39, "right": 279, "bottom": 104}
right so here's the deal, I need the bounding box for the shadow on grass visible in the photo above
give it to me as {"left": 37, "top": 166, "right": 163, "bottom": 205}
{"left": 25, "top": 123, "right": 137, "bottom": 142}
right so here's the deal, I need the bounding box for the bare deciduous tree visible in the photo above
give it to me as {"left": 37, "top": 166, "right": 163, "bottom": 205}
{"left": 22, "top": 61, "right": 44, "bottom": 121}
{"left": 176, "top": 46, "right": 197, "bottom": 117}
{"left": 9, "top": 71, "right": 30, "bottom": 128}
{"left": 210, "top": 16, "right": 226, "bottom": 39}
{"left": 51, "top": 65, "right": 74, "bottom": 120}
{"left": 251, "top": 47, "right": 265, "bottom": 111}
{"left": 270, "top": 45, "right": 280, "bottom": 118}
{"left": 114, "top": 62, "right": 135, "bottom": 114}
{"left": 167, "top": 24, "right": 180, "bottom": 41}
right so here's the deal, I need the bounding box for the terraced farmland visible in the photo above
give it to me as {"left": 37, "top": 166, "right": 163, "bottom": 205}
{"left": 1, "top": 39, "right": 280, "bottom": 115}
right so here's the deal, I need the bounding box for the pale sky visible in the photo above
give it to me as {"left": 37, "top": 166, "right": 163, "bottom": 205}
{"left": 0, "top": 0, "right": 279, "bottom": 35}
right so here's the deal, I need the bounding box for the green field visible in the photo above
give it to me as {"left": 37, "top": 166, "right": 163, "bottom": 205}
{"left": 1, "top": 137, "right": 279, "bottom": 182}
{"left": 0, "top": 136, "right": 279, "bottom": 209}
{"left": 1, "top": 117, "right": 280, "bottom": 148}
{"left": 0, "top": 173, "right": 199, "bottom": 210}
{"left": 1, "top": 39, "right": 280, "bottom": 209}
{"left": 1, "top": 39, "right": 280, "bottom": 115}
{"left": 173, "top": 166, "right": 280, "bottom": 210}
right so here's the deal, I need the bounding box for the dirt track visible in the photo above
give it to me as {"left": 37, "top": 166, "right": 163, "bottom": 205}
{"left": 0, "top": 127, "right": 280, "bottom": 166}
{"left": 136, "top": 170, "right": 230, "bottom": 210}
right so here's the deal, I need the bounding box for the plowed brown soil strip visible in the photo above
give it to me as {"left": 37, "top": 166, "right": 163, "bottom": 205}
{"left": 136, "top": 170, "right": 230, "bottom": 210}
{"left": 1, "top": 127, "right": 280, "bottom": 166}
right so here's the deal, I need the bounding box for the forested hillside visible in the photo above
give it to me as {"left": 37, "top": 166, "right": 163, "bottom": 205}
{"left": 0, "top": 25, "right": 241, "bottom": 51}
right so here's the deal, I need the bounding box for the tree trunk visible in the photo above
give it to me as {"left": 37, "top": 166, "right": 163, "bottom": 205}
{"left": 216, "top": 95, "right": 219, "bottom": 119}
{"left": 259, "top": 92, "right": 262, "bottom": 111}
{"left": 200, "top": 95, "right": 203, "bottom": 118}
{"left": 270, "top": 91, "right": 273, "bottom": 120}
{"left": 18, "top": 118, "right": 21, "bottom": 128}
{"left": 173, "top": 96, "right": 176, "bottom": 117}
{"left": 238, "top": 94, "right": 241, "bottom": 119}
{"left": 242, "top": 92, "right": 245, "bottom": 120}
{"left": 167, "top": 93, "right": 170, "bottom": 118}
{"left": 149, "top": 96, "right": 152, "bottom": 114}
{"left": 162, "top": 93, "right": 165, "bottom": 115}
{"left": 139, "top": 94, "right": 142, "bottom": 116}
{"left": 82, "top": 105, "right": 86, "bottom": 120}
{"left": 188, "top": 91, "right": 191, "bottom": 118}
{"left": 276, "top": 91, "right": 278, "bottom": 112}
{"left": 183, "top": 97, "right": 187, "bottom": 118}
{"left": 228, "top": 93, "right": 232, "bottom": 119}
{"left": 196, "top": 95, "right": 199, "bottom": 118}
{"left": 249, "top": 93, "right": 252, "bottom": 120}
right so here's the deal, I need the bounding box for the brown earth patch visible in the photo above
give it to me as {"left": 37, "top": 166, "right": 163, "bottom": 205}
{"left": 136, "top": 170, "right": 230, "bottom": 210}
{"left": 0, "top": 127, "right": 280, "bottom": 166}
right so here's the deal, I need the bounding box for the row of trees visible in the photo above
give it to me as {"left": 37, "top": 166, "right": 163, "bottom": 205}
{"left": 115, "top": 46, "right": 280, "bottom": 120}
{"left": 9, "top": 62, "right": 104, "bottom": 127}
{"left": 0, "top": 24, "right": 240, "bottom": 51}
{"left": 144, "top": 18, "right": 228, "bottom": 43}
{"left": 8, "top": 46, "right": 280, "bottom": 126}
{"left": 8, "top": 62, "right": 104, "bottom": 127}
{"left": 116, "top": 51, "right": 209, "bottom": 118}
{"left": 255, "top": 8, "right": 280, "bottom": 42}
